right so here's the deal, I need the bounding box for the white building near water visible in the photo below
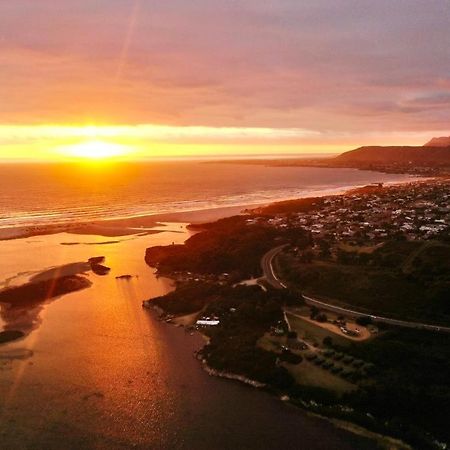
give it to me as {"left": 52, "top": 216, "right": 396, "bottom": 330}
{"left": 196, "top": 318, "right": 220, "bottom": 326}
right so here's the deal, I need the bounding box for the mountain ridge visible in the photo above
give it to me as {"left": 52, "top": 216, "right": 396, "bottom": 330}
{"left": 335, "top": 145, "right": 450, "bottom": 165}
{"left": 424, "top": 136, "right": 450, "bottom": 147}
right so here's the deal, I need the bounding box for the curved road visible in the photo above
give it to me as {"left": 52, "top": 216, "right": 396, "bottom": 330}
{"left": 261, "top": 246, "right": 450, "bottom": 334}
{"left": 260, "top": 245, "right": 288, "bottom": 289}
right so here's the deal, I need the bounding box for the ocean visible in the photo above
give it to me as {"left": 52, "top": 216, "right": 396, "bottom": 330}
{"left": 0, "top": 161, "right": 413, "bottom": 228}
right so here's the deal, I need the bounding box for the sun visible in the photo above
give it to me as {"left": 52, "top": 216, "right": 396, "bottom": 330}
{"left": 59, "top": 140, "right": 131, "bottom": 160}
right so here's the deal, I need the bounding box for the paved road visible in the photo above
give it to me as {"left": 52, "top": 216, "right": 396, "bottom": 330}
{"left": 302, "top": 295, "right": 450, "bottom": 333}
{"left": 260, "top": 245, "right": 288, "bottom": 289}
{"left": 261, "top": 246, "right": 450, "bottom": 334}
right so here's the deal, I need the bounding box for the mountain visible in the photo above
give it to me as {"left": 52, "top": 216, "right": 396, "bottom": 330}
{"left": 424, "top": 136, "right": 450, "bottom": 147}
{"left": 335, "top": 145, "right": 450, "bottom": 166}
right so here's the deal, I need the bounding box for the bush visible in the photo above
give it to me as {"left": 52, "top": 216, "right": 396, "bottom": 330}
{"left": 316, "top": 313, "right": 328, "bottom": 323}
{"left": 356, "top": 316, "right": 373, "bottom": 326}
{"left": 343, "top": 355, "right": 354, "bottom": 364}
{"left": 305, "top": 352, "right": 317, "bottom": 361}
{"left": 323, "top": 361, "right": 334, "bottom": 369}
{"left": 279, "top": 350, "right": 303, "bottom": 365}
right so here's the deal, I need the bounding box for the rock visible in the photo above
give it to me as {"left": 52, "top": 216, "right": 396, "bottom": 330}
{"left": 91, "top": 264, "right": 111, "bottom": 276}
{"left": 0, "top": 330, "right": 25, "bottom": 344}
{"left": 89, "top": 256, "right": 105, "bottom": 265}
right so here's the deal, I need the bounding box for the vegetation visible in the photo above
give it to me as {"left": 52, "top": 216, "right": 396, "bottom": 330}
{"left": 0, "top": 330, "right": 25, "bottom": 344}
{"left": 146, "top": 216, "right": 282, "bottom": 278}
{"left": 145, "top": 204, "right": 450, "bottom": 449}
{"left": 279, "top": 240, "right": 450, "bottom": 325}
{"left": 0, "top": 275, "right": 92, "bottom": 307}
{"left": 150, "top": 282, "right": 298, "bottom": 388}
{"left": 253, "top": 197, "right": 327, "bottom": 215}
{"left": 339, "top": 329, "right": 450, "bottom": 447}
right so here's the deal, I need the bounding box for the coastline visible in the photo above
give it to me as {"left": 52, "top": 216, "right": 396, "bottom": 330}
{"left": 0, "top": 213, "right": 382, "bottom": 450}
{"left": 0, "top": 176, "right": 427, "bottom": 242}
{"left": 157, "top": 310, "right": 411, "bottom": 450}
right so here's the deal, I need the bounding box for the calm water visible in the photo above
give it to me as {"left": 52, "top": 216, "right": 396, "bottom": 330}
{"left": 0, "top": 161, "right": 413, "bottom": 228}
{"left": 0, "top": 227, "right": 377, "bottom": 449}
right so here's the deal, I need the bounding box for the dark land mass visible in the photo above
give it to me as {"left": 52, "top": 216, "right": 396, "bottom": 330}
{"left": 0, "top": 330, "right": 25, "bottom": 344}
{"left": 145, "top": 179, "right": 450, "bottom": 449}
{"left": 425, "top": 136, "right": 450, "bottom": 147}
{"left": 146, "top": 215, "right": 306, "bottom": 280}
{"left": 214, "top": 138, "right": 450, "bottom": 176}
{"left": 335, "top": 145, "right": 450, "bottom": 166}
{"left": 0, "top": 275, "right": 91, "bottom": 336}
{"left": 278, "top": 240, "right": 450, "bottom": 325}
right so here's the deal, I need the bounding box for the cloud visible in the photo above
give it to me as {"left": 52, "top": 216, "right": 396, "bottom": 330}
{"left": 0, "top": 124, "right": 321, "bottom": 146}
{"left": 0, "top": 0, "right": 449, "bottom": 139}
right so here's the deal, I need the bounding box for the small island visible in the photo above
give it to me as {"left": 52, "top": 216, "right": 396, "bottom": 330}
{"left": 0, "top": 265, "right": 93, "bottom": 341}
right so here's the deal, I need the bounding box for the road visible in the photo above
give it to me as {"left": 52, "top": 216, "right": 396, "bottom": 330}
{"left": 261, "top": 246, "right": 450, "bottom": 334}
{"left": 260, "top": 245, "right": 288, "bottom": 289}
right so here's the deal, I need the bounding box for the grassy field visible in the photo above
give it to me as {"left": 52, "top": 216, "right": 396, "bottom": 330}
{"left": 257, "top": 331, "right": 357, "bottom": 395}
{"left": 283, "top": 360, "right": 356, "bottom": 395}
{"left": 337, "top": 242, "right": 382, "bottom": 254}
{"left": 285, "top": 312, "right": 350, "bottom": 347}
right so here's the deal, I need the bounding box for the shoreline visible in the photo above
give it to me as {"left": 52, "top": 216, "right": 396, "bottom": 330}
{"left": 157, "top": 308, "right": 411, "bottom": 450}
{"left": 0, "top": 176, "right": 428, "bottom": 242}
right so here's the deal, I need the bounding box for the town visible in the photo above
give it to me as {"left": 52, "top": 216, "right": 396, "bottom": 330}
{"left": 249, "top": 179, "right": 449, "bottom": 246}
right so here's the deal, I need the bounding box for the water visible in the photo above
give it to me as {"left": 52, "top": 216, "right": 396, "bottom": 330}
{"left": 0, "top": 227, "right": 377, "bottom": 449}
{"left": 0, "top": 161, "right": 413, "bottom": 229}
{"left": 0, "top": 162, "right": 399, "bottom": 448}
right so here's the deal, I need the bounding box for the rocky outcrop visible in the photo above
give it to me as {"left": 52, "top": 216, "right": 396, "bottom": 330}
{"left": 88, "top": 257, "right": 111, "bottom": 275}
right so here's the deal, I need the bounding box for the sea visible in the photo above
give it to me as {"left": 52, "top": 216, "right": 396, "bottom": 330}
{"left": 0, "top": 161, "right": 409, "bottom": 449}
{"left": 0, "top": 161, "right": 414, "bottom": 229}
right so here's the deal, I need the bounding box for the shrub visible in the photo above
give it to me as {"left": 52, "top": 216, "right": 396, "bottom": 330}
{"left": 287, "top": 331, "right": 298, "bottom": 339}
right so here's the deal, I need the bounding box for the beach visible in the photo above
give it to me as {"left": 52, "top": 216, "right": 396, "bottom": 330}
{"left": 0, "top": 176, "right": 426, "bottom": 243}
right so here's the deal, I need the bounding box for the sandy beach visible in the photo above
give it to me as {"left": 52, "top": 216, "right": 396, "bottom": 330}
{"left": 0, "top": 177, "right": 427, "bottom": 243}
{"left": 0, "top": 203, "right": 259, "bottom": 242}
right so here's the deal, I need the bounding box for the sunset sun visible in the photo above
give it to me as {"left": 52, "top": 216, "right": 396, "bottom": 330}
{"left": 60, "top": 141, "right": 131, "bottom": 160}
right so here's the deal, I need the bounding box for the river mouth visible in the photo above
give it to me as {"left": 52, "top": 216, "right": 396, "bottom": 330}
{"left": 0, "top": 225, "right": 376, "bottom": 449}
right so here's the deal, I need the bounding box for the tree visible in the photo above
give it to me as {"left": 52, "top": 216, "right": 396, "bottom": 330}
{"left": 315, "top": 313, "right": 328, "bottom": 323}
{"left": 287, "top": 331, "right": 298, "bottom": 339}
{"left": 356, "top": 316, "right": 373, "bottom": 326}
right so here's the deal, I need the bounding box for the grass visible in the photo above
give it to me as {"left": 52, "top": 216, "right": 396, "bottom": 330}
{"left": 257, "top": 334, "right": 284, "bottom": 353}
{"left": 257, "top": 331, "right": 356, "bottom": 395}
{"left": 285, "top": 312, "right": 350, "bottom": 347}
{"left": 283, "top": 360, "right": 356, "bottom": 395}
{"left": 337, "top": 242, "right": 382, "bottom": 254}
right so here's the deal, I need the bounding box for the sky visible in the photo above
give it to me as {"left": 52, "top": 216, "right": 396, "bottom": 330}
{"left": 1, "top": 0, "right": 450, "bottom": 160}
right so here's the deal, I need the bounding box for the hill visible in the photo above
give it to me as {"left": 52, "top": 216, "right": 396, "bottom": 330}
{"left": 424, "top": 136, "right": 450, "bottom": 147}
{"left": 335, "top": 145, "right": 450, "bottom": 166}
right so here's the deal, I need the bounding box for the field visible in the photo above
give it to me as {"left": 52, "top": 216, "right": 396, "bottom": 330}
{"left": 285, "top": 312, "right": 351, "bottom": 347}
{"left": 284, "top": 360, "right": 356, "bottom": 395}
